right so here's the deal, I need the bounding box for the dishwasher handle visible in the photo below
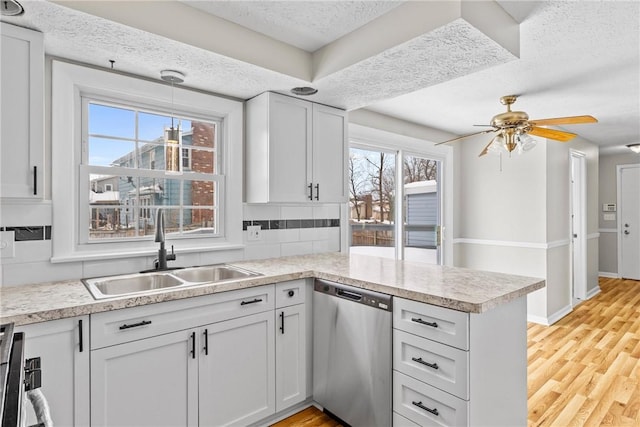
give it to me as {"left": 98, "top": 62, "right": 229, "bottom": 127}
{"left": 336, "top": 289, "right": 362, "bottom": 301}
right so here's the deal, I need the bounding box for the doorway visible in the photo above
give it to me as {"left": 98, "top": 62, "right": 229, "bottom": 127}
{"left": 570, "top": 151, "right": 587, "bottom": 303}
{"left": 617, "top": 164, "right": 640, "bottom": 280}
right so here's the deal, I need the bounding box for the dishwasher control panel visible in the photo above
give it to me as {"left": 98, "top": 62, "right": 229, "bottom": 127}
{"left": 314, "top": 279, "right": 393, "bottom": 311}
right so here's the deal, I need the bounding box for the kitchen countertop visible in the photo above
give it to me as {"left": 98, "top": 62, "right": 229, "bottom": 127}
{"left": 0, "top": 252, "right": 545, "bottom": 326}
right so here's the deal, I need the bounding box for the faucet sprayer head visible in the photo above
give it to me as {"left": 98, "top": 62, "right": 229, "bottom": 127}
{"left": 155, "top": 208, "right": 165, "bottom": 243}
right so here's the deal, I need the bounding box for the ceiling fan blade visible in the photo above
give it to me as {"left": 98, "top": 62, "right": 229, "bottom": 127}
{"left": 478, "top": 138, "right": 496, "bottom": 157}
{"left": 435, "top": 129, "right": 496, "bottom": 146}
{"left": 529, "top": 115, "right": 597, "bottom": 126}
{"left": 529, "top": 126, "right": 577, "bottom": 142}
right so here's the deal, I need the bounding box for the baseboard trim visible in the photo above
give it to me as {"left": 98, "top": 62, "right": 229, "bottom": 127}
{"left": 586, "top": 286, "right": 601, "bottom": 300}
{"left": 527, "top": 304, "right": 573, "bottom": 326}
{"left": 599, "top": 272, "right": 619, "bottom": 278}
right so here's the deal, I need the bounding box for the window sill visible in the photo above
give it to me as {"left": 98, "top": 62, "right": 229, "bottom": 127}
{"left": 50, "top": 243, "right": 245, "bottom": 264}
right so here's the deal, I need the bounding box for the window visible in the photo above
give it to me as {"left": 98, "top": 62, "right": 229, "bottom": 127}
{"left": 83, "top": 100, "right": 221, "bottom": 242}
{"left": 51, "top": 61, "right": 243, "bottom": 261}
{"left": 349, "top": 124, "right": 452, "bottom": 264}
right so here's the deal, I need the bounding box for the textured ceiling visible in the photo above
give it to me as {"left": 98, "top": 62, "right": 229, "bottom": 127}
{"left": 181, "top": 1, "right": 403, "bottom": 52}
{"left": 1, "top": 0, "right": 638, "bottom": 153}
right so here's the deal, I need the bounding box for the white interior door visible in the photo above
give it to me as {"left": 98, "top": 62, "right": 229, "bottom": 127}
{"left": 618, "top": 165, "right": 640, "bottom": 280}
{"left": 570, "top": 151, "right": 587, "bottom": 301}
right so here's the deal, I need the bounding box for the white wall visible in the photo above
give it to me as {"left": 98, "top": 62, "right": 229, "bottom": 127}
{"left": 453, "top": 133, "right": 599, "bottom": 324}
{"left": 598, "top": 152, "right": 640, "bottom": 276}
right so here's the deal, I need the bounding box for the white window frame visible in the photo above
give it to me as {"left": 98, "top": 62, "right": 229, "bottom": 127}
{"left": 348, "top": 123, "right": 454, "bottom": 265}
{"left": 51, "top": 61, "right": 243, "bottom": 262}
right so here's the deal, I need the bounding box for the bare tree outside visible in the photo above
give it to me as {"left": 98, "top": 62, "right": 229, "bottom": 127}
{"left": 404, "top": 157, "right": 437, "bottom": 183}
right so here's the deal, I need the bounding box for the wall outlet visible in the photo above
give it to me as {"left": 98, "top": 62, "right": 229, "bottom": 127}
{"left": 0, "top": 231, "right": 15, "bottom": 258}
{"left": 247, "top": 225, "right": 262, "bottom": 241}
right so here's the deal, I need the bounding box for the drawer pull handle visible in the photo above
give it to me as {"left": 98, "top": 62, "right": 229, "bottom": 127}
{"left": 412, "top": 357, "right": 439, "bottom": 370}
{"left": 119, "top": 320, "right": 152, "bottom": 330}
{"left": 240, "top": 298, "right": 263, "bottom": 306}
{"left": 412, "top": 401, "right": 439, "bottom": 416}
{"left": 411, "top": 317, "right": 438, "bottom": 328}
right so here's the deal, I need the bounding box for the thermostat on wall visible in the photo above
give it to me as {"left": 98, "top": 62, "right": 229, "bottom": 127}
{"left": 603, "top": 203, "right": 617, "bottom": 212}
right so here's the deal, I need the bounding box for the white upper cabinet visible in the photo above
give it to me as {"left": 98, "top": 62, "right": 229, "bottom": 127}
{"left": 245, "top": 92, "right": 347, "bottom": 203}
{"left": 0, "top": 23, "right": 44, "bottom": 199}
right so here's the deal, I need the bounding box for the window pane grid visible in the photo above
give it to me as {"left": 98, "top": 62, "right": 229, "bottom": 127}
{"left": 84, "top": 98, "right": 221, "bottom": 242}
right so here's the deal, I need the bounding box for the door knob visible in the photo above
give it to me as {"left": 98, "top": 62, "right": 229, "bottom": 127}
{"left": 624, "top": 230, "right": 630, "bottom": 235}
{"left": 573, "top": 234, "right": 578, "bottom": 238}
{"left": 625, "top": 223, "right": 630, "bottom": 227}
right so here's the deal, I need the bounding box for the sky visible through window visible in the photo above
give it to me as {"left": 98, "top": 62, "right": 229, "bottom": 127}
{"left": 88, "top": 103, "right": 191, "bottom": 167}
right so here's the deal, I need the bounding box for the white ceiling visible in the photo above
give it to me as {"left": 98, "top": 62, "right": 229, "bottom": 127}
{"left": 2, "top": 0, "right": 639, "bottom": 154}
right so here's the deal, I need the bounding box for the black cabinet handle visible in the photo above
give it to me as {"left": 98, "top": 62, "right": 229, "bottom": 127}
{"left": 203, "top": 329, "right": 208, "bottom": 356}
{"left": 411, "top": 317, "right": 438, "bottom": 328}
{"left": 279, "top": 311, "right": 285, "bottom": 334}
{"left": 412, "top": 357, "right": 439, "bottom": 370}
{"left": 308, "top": 183, "right": 313, "bottom": 200}
{"left": 240, "top": 298, "right": 263, "bottom": 306}
{"left": 78, "top": 319, "right": 84, "bottom": 352}
{"left": 190, "top": 331, "right": 196, "bottom": 359}
{"left": 33, "top": 166, "right": 37, "bottom": 195}
{"left": 119, "top": 320, "right": 152, "bottom": 330}
{"left": 315, "top": 183, "right": 319, "bottom": 200}
{"left": 412, "top": 401, "right": 439, "bottom": 416}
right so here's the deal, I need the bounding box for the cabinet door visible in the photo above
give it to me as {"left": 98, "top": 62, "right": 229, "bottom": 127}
{"left": 17, "top": 316, "right": 89, "bottom": 427}
{"left": 275, "top": 304, "right": 307, "bottom": 411}
{"left": 199, "top": 311, "right": 275, "bottom": 426}
{"left": 312, "top": 103, "right": 347, "bottom": 203}
{"left": 91, "top": 330, "right": 198, "bottom": 427}
{"left": 268, "top": 94, "right": 313, "bottom": 202}
{"left": 0, "top": 23, "right": 44, "bottom": 199}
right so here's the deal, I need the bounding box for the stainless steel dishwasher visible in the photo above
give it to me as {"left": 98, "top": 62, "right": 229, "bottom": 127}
{"left": 313, "top": 279, "right": 392, "bottom": 427}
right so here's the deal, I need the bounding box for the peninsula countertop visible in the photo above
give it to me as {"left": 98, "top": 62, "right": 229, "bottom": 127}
{"left": 0, "top": 252, "right": 545, "bottom": 325}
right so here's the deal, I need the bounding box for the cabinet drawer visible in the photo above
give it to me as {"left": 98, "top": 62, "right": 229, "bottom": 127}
{"left": 393, "top": 411, "right": 421, "bottom": 427}
{"left": 275, "top": 279, "right": 306, "bottom": 308}
{"left": 91, "top": 285, "right": 274, "bottom": 349}
{"left": 394, "top": 371, "right": 468, "bottom": 427}
{"left": 394, "top": 298, "right": 469, "bottom": 350}
{"left": 394, "top": 329, "right": 469, "bottom": 400}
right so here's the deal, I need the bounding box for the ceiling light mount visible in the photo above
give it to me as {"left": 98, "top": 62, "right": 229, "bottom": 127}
{"left": 626, "top": 143, "right": 640, "bottom": 154}
{"left": 1, "top": 0, "right": 24, "bottom": 16}
{"left": 291, "top": 86, "right": 318, "bottom": 96}
{"left": 160, "top": 70, "right": 185, "bottom": 84}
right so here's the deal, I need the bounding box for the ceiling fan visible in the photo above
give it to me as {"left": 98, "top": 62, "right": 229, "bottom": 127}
{"left": 435, "top": 95, "right": 597, "bottom": 157}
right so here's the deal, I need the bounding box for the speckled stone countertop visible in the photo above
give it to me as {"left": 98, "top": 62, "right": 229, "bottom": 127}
{"left": 0, "top": 253, "right": 544, "bottom": 325}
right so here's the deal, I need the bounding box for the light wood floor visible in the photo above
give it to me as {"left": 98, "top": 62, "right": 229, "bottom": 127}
{"left": 272, "top": 406, "right": 342, "bottom": 427}
{"left": 528, "top": 277, "right": 640, "bottom": 426}
{"left": 274, "top": 277, "right": 640, "bottom": 427}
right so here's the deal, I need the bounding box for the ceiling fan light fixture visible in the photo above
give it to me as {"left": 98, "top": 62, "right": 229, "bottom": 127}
{"left": 516, "top": 133, "right": 536, "bottom": 153}
{"left": 626, "top": 143, "right": 640, "bottom": 154}
{"left": 487, "top": 133, "right": 507, "bottom": 155}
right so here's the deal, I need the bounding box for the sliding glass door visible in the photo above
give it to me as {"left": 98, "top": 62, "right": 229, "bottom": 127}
{"left": 348, "top": 146, "right": 442, "bottom": 264}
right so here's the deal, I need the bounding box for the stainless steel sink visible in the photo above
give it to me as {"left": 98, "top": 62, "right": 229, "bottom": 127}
{"left": 172, "top": 265, "right": 260, "bottom": 284}
{"left": 84, "top": 273, "right": 185, "bottom": 299}
{"left": 83, "top": 264, "right": 261, "bottom": 299}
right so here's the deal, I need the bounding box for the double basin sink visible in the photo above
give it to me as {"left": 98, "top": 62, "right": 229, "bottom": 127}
{"left": 83, "top": 265, "right": 262, "bottom": 300}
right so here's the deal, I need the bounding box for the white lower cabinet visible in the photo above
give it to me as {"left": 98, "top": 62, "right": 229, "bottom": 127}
{"left": 393, "top": 296, "right": 527, "bottom": 426}
{"left": 91, "top": 330, "right": 198, "bottom": 427}
{"left": 199, "top": 311, "right": 275, "bottom": 426}
{"left": 275, "top": 303, "right": 307, "bottom": 411}
{"left": 16, "top": 316, "right": 89, "bottom": 427}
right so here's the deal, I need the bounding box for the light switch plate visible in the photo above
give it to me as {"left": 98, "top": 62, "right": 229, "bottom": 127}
{"left": 0, "top": 231, "right": 15, "bottom": 258}
{"left": 603, "top": 213, "right": 616, "bottom": 221}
